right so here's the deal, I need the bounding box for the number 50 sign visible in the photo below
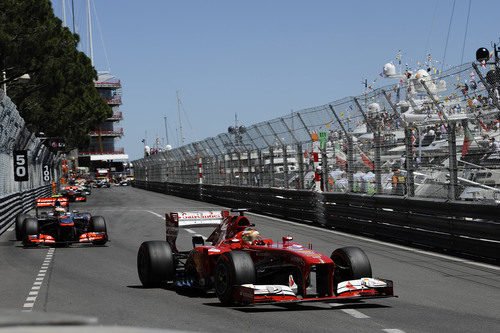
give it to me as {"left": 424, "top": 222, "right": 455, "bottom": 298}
{"left": 13, "top": 150, "right": 29, "bottom": 181}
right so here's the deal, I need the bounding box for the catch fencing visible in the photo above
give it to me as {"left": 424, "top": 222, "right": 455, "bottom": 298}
{"left": 0, "top": 89, "right": 61, "bottom": 232}
{"left": 133, "top": 180, "right": 500, "bottom": 262}
{"left": 134, "top": 61, "right": 500, "bottom": 202}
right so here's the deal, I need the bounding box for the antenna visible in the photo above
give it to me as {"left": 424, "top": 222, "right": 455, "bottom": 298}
{"left": 176, "top": 91, "right": 184, "bottom": 146}
{"left": 87, "top": 0, "right": 94, "bottom": 66}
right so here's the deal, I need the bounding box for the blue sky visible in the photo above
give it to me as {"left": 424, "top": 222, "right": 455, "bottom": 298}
{"left": 51, "top": 0, "right": 500, "bottom": 160}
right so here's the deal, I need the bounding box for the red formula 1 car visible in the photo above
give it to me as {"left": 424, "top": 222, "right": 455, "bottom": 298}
{"left": 16, "top": 197, "right": 108, "bottom": 246}
{"left": 137, "top": 209, "right": 395, "bottom": 306}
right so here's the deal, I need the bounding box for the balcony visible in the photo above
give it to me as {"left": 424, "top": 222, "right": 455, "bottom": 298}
{"left": 107, "top": 112, "right": 123, "bottom": 121}
{"left": 94, "top": 80, "right": 121, "bottom": 89}
{"left": 78, "top": 147, "right": 125, "bottom": 156}
{"left": 89, "top": 128, "right": 124, "bottom": 137}
{"left": 103, "top": 96, "right": 122, "bottom": 105}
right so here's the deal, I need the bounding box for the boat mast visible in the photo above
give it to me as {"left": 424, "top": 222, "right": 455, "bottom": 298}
{"left": 164, "top": 116, "right": 169, "bottom": 146}
{"left": 87, "top": 0, "right": 94, "bottom": 66}
{"left": 62, "top": 0, "right": 66, "bottom": 26}
{"left": 176, "top": 91, "right": 184, "bottom": 146}
{"left": 71, "top": 0, "right": 75, "bottom": 33}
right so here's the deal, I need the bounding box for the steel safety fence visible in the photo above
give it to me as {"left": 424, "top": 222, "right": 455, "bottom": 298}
{"left": 0, "top": 89, "right": 61, "bottom": 230}
{"left": 134, "top": 62, "right": 500, "bottom": 202}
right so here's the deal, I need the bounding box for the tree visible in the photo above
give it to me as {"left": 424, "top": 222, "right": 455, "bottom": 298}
{"left": 0, "top": 0, "right": 111, "bottom": 148}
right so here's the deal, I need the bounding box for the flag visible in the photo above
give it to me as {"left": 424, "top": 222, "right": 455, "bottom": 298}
{"left": 477, "top": 118, "right": 488, "bottom": 131}
{"left": 334, "top": 142, "right": 347, "bottom": 167}
{"left": 461, "top": 126, "right": 473, "bottom": 157}
{"left": 357, "top": 146, "right": 374, "bottom": 170}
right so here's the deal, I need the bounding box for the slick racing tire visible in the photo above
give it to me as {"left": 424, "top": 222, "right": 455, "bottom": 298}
{"left": 90, "top": 216, "right": 108, "bottom": 245}
{"left": 137, "top": 241, "right": 175, "bottom": 288}
{"left": 215, "top": 251, "right": 255, "bottom": 305}
{"left": 331, "top": 246, "right": 372, "bottom": 288}
{"left": 22, "top": 218, "right": 39, "bottom": 247}
{"left": 15, "top": 214, "right": 29, "bottom": 241}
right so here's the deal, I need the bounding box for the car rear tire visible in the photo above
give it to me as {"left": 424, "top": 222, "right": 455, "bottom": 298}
{"left": 22, "top": 218, "right": 39, "bottom": 247}
{"left": 15, "top": 214, "right": 29, "bottom": 241}
{"left": 331, "top": 246, "right": 372, "bottom": 287}
{"left": 215, "top": 251, "right": 255, "bottom": 305}
{"left": 90, "top": 216, "right": 108, "bottom": 245}
{"left": 137, "top": 241, "right": 175, "bottom": 288}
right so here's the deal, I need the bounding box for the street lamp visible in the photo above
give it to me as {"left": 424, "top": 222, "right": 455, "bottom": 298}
{"left": 1, "top": 73, "right": 30, "bottom": 94}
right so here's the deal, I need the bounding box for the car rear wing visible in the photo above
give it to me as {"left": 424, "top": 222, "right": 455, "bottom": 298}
{"left": 165, "top": 210, "right": 229, "bottom": 251}
{"left": 36, "top": 197, "right": 69, "bottom": 207}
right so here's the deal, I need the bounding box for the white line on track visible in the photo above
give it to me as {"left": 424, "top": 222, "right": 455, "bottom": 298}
{"left": 146, "top": 210, "right": 164, "bottom": 219}
{"left": 22, "top": 248, "right": 55, "bottom": 312}
{"left": 382, "top": 329, "right": 406, "bottom": 333}
{"left": 247, "top": 212, "right": 500, "bottom": 271}
{"left": 341, "top": 308, "right": 370, "bottom": 319}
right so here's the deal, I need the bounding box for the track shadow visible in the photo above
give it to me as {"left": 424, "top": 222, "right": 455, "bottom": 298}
{"left": 126, "top": 284, "right": 214, "bottom": 299}
{"left": 203, "top": 301, "right": 391, "bottom": 313}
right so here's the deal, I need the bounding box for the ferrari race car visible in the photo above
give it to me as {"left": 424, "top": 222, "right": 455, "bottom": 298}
{"left": 15, "top": 197, "right": 108, "bottom": 246}
{"left": 137, "top": 209, "right": 395, "bottom": 306}
{"left": 60, "top": 185, "right": 87, "bottom": 202}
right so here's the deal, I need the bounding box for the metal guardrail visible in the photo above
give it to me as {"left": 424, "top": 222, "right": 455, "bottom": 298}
{"left": 132, "top": 180, "right": 500, "bottom": 262}
{"left": 0, "top": 185, "right": 52, "bottom": 235}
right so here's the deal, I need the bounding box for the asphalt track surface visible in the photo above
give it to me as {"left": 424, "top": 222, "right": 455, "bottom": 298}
{"left": 0, "top": 186, "right": 499, "bottom": 332}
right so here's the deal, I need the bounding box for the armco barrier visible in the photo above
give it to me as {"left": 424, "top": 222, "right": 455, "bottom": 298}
{"left": 132, "top": 180, "right": 500, "bottom": 262}
{"left": 0, "top": 185, "right": 52, "bottom": 235}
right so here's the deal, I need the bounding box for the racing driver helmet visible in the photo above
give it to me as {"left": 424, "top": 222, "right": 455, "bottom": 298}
{"left": 241, "top": 228, "right": 262, "bottom": 245}
{"left": 53, "top": 201, "right": 66, "bottom": 216}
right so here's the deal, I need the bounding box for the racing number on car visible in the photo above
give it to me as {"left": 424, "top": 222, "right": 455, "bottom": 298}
{"left": 42, "top": 165, "right": 50, "bottom": 182}
{"left": 13, "top": 150, "right": 29, "bottom": 181}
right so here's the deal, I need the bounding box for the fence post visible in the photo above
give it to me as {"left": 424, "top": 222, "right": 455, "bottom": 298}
{"left": 312, "top": 142, "right": 321, "bottom": 192}
{"left": 448, "top": 122, "right": 459, "bottom": 200}
{"left": 198, "top": 156, "right": 203, "bottom": 184}
{"left": 247, "top": 149, "right": 252, "bottom": 187}
{"left": 346, "top": 138, "right": 354, "bottom": 193}
{"left": 237, "top": 151, "right": 242, "bottom": 186}
{"left": 296, "top": 143, "right": 305, "bottom": 189}
{"left": 269, "top": 146, "right": 275, "bottom": 187}
{"left": 321, "top": 145, "right": 328, "bottom": 192}
{"left": 382, "top": 90, "right": 415, "bottom": 196}
{"left": 283, "top": 144, "right": 289, "bottom": 189}
{"left": 353, "top": 97, "right": 382, "bottom": 194}
{"left": 256, "top": 149, "right": 262, "bottom": 187}
{"left": 374, "top": 130, "right": 383, "bottom": 194}
{"left": 329, "top": 105, "right": 354, "bottom": 193}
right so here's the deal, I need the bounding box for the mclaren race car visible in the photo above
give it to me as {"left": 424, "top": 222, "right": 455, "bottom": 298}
{"left": 15, "top": 197, "right": 108, "bottom": 246}
{"left": 60, "top": 185, "right": 87, "bottom": 202}
{"left": 137, "top": 209, "right": 395, "bottom": 306}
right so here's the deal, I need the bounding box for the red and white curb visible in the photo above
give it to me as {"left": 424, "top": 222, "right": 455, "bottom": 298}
{"left": 22, "top": 248, "right": 55, "bottom": 312}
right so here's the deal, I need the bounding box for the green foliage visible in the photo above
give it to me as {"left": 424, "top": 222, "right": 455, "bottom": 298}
{"left": 0, "top": 0, "right": 111, "bottom": 148}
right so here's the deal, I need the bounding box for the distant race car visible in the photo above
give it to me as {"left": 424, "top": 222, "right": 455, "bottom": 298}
{"left": 60, "top": 185, "right": 87, "bottom": 202}
{"left": 137, "top": 209, "right": 395, "bottom": 306}
{"left": 15, "top": 197, "right": 108, "bottom": 246}
{"left": 95, "top": 179, "right": 110, "bottom": 188}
